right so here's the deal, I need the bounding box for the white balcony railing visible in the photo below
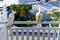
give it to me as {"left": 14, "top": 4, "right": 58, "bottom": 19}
{"left": 7, "top": 21, "right": 60, "bottom": 40}
{"left": 10, "top": 27, "right": 60, "bottom": 40}
{"left": 1, "top": 21, "right": 60, "bottom": 40}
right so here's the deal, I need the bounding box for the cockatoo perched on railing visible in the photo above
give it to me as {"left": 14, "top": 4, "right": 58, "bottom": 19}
{"left": 7, "top": 10, "right": 16, "bottom": 29}
{"left": 36, "top": 8, "right": 43, "bottom": 27}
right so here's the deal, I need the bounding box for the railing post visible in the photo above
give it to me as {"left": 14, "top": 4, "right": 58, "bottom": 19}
{"left": 48, "top": 29, "right": 50, "bottom": 40}
{"left": 21, "top": 29, "right": 24, "bottom": 40}
{"left": 43, "top": 28, "right": 45, "bottom": 40}
{"left": 0, "top": 4, "right": 8, "bottom": 40}
{"left": 6, "top": 24, "right": 9, "bottom": 40}
{"left": 58, "top": 29, "right": 60, "bottom": 40}
{"left": 37, "top": 28, "right": 40, "bottom": 40}
{"left": 53, "top": 30, "right": 56, "bottom": 40}
{"left": 27, "top": 29, "right": 29, "bottom": 40}
{"left": 10, "top": 29, "right": 13, "bottom": 40}
{"left": 16, "top": 29, "right": 19, "bottom": 40}
{"left": 32, "top": 28, "right": 34, "bottom": 40}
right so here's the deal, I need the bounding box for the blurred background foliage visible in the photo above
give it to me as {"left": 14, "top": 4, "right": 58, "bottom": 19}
{"left": 49, "top": 9, "right": 60, "bottom": 27}
{"left": 10, "top": 4, "right": 36, "bottom": 27}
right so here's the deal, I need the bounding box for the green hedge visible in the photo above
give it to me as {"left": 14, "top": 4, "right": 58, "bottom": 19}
{"left": 49, "top": 11, "right": 60, "bottom": 27}
{"left": 10, "top": 4, "right": 36, "bottom": 27}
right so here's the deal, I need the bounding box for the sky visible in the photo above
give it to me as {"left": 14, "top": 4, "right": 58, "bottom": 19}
{"left": 0, "top": 0, "right": 18, "bottom": 7}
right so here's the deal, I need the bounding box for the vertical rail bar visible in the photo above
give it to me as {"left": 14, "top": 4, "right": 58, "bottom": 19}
{"left": 21, "top": 29, "right": 24, "bottom": 40}
{"left": 16, "top": 29, "right": 19, "bottom": 40}
{"left": 6, "top": 23, "right": 9, "bottom": 40}
{"left": 37, "top": 28, "right": 40, "bottom": 40}
{"left": 32, "top": 28, "right": 34, "bottom": 40}
{"left": 27, "top": 29, "right": 29, "bottom": 40}
{"left": 48, "top": 29, "right": 50, "bottom": 40}
{"left": 43, "top": 28, "right": 45, "bottom": 40}
{"left": 10, "top": 29, "right": 13, "bottom": 40}
{"left": 6, "top": 28, "right": 9, "bottom": 40}
{"left": 53, "top": 30, "right": 56, "bottom": 40}
{"left": 58, "top": 29, "right": 60, "bottom": 40}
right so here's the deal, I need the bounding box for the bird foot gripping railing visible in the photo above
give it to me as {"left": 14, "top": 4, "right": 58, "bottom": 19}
{"left": 7, "top": 21, "right": 60, "bottom": 40}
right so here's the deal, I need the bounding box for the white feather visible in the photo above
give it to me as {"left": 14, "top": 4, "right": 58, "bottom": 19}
{"left": 36, "top": 8, "right": 43, "bottom": 26}
{"left": 7, "top": 11, "right": 16, "bottom": 28}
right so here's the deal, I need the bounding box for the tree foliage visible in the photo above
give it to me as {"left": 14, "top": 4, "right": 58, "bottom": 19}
{"left": 49, "top": 9, "right": 60, "bottom": 27}
{"left": 10, "top": 4, "right": 32, "bottom": 21}
{"left": 10, "top": 4, "right": 36, "bottom": 27}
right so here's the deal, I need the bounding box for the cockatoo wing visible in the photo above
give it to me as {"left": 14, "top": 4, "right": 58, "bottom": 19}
{"left": 7, "top": 11, "right": 16, "bottom": 29}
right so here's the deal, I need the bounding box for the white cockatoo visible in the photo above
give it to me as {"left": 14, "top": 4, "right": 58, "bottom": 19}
{"left": 7, "top": 10, "right": 16, "bottom": 29}
{"left": 36, "top": 8, "right": 43, "bottom": 26}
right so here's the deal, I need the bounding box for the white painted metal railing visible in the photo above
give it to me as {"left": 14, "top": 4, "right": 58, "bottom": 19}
{"left": 0, "top": 22, "right": 8, "bottom": 40}
{"left": 8, "top": 21, "right": 60, "bottom": 40}
{"left": 10, "top": 27, "right": 60, "bottom": 40}
{"left": 13, "top": 21, "right": 60, "bottom": 24}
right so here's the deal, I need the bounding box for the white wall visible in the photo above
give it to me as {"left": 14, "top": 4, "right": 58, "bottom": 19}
{"left": 0, "top": 0, "right": 19, "bottom": 7}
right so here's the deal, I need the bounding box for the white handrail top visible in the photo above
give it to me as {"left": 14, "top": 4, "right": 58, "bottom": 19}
{"left": 13, "top": 21, "right": 60, "bottom": 24}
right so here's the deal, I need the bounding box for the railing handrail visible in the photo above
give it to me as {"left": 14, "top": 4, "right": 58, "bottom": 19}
{"left": 1, "top": 21, "right": 60, "bottom": 25}
{"left": 0, "top": 22, "right": 7, "bottom": 24}
{"left": 13, "top": 21, "right": 60, "bottom": 24}
{"left": 11, "top": 27, "right": 60, "bottom": 30}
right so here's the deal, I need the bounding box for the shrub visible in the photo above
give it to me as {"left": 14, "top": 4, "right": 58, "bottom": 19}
{"left": 49, "top": 9, "right": 60, "bottom": 27}
{"left": 10, "top": 4, "right": 36, "bottom": 27}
